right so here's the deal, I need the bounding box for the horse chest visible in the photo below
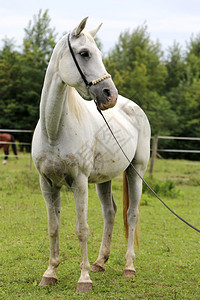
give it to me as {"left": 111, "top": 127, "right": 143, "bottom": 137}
{"left": 35, "top": 135, "right": 96, "bottom": 186}
{"left": 35, "top": 148, "right": 79, "bottom": 186}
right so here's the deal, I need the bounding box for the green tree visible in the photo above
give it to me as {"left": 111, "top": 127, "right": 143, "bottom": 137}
{"left": 165, "top": 41, "right": 186, "bottom": 90}
{"left": 0, "top": 39, "right": 22, "bottom": 128}
{"left": 185, "top": 33, "right": 200, "bottom": 81}
{"left": 0, "top": 10, "right": 57, "bottom": 147}
{"left": 23, "top": 9, "right": 57, "bottom": 63}
{"left": 105, "top": 25, "right": 167, "bottom": 101}
{"left": 18, "top": 9, "right": 57, "bottom": 143}
{"left": 105, "top": 25, "right": 177, "bottom": 136}
{"left": 164, "top": 34, "right": 200, "bottom": 145}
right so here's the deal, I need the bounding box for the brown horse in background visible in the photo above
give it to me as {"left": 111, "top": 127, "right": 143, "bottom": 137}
{"left": 0, "top": 133, "right": 18, "bottom": 164}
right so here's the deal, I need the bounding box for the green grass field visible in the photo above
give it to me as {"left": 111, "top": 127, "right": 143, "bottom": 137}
{"left": 0, "top": 155, "right": 199, "bottom": 299}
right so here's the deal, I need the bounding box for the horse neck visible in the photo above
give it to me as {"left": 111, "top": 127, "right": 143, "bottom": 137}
{"left": 40, "top": 57, "right": 84, "bottom": 141}
{"left": 40, "top": 53, "right": 79, "bottom": 141}
{"left": 40, "top": 67, "right": 66, "bottom": 140}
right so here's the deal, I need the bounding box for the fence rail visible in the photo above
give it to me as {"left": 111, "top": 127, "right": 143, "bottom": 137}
{"left": 157, "top": 149, "right": 200, "bottom": 153}
{"left": 0, "top": 141, "right": 31, "bottom": 145}
{"left": 157, "top": 135, "right": 200, "bottom": 141}
{"left": 0, "top": 129, "right": 33, "bottom": 133}
{"left": 149, "top": 135, "right": 200, "bottom": 173}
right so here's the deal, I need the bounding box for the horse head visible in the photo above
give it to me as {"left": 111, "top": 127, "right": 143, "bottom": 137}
{"left": 58, "top": 17, "right": 118, "bottom": 110}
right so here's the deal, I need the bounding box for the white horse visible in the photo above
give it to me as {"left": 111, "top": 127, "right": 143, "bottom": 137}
{"left": 32, "top": 17, "right": 151, "bottom": 292}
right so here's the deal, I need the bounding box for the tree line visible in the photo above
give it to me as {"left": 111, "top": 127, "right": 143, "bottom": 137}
{"left": 0, "top": 10, "right": 200, "bottom": 158}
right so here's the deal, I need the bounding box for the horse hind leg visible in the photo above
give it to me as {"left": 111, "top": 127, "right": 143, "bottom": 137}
{"left": 3, "top": 146, "right": 9, "bottom": 164}
{"left": 122, "top": 163, "right": 145, "bottom": 277}
{"left": 91, "top": 181, "right": 117, "bottom": 272}
{"left": 11, "top": 135, "right": 18, "bottom": 159}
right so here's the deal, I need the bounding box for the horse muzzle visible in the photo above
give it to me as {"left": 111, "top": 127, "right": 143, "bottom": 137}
{"left": 91, "top": 80, "right": 118, "bottom": 111}
{"left": 99, "top": 89, "right": 118, "bottom": 110}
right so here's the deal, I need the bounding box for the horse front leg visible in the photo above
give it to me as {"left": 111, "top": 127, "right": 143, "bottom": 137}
{"left": 39, "top": 176, "right": 61, "bottom": 286}
{"left": 73, "top": 174, "right": 92, "bottom": 292}
{"left": 91, "top": 181, "right": 117, "bottom": 272}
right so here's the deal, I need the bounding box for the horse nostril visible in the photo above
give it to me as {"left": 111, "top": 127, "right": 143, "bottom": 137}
{"left": 103, "top": 88, "right": 111, "bottom": 98}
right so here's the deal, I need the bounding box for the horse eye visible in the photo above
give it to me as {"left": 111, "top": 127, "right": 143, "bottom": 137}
{"left": 79, "top": 51, "right": 90, "bottom": 58}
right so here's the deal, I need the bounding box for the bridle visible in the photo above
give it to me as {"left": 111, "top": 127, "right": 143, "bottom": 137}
{"left": 67, "top": 33, "right": 111, "bottom": 88}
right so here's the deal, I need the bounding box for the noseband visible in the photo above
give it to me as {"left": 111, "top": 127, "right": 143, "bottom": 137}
{"left": 67, "top": 34, "right": 111, "bottom": 88}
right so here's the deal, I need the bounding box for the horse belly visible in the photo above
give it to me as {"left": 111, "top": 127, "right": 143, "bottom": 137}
{"left": 89, "top": 136, "right": 137, "bottom": 183}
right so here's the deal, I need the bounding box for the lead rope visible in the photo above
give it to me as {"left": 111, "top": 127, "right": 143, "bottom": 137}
{"left": 97, "top": 106, "right": 200, "bottom": 234}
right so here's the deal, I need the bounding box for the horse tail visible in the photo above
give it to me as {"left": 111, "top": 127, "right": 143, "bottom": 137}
{"left": 11, "top": 135, "right": 18, "bottom": 158}
{"left": 123, "top": 171, "right": 139, "bottom": 246}
{"left": 123, "top": 171, "right": 129, "bottom": 240}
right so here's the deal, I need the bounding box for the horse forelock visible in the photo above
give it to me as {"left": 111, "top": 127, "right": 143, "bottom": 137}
{"left": 83, "top": 30, "right": 97, "bottom": 46}
{"left": 72, "top": 30, "right": 96, "bottom": 47}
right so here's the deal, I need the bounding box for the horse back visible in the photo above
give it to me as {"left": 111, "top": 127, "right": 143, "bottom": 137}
{"left": 0, "top": 133, "right": 12, "bottom": 148}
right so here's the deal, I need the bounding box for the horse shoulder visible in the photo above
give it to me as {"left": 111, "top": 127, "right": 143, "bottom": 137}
{"left": 117, "top": 96, "right": 149, "bottom": 130}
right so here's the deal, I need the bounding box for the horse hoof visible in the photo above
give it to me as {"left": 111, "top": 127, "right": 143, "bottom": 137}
{"left": 38, "top": 276, "right": 57, "bottom": 286}
{"left": 122, "top": 269, "right": 136, "bottom": 277}
{"left": 91, "top": 263, "right": 105, "bottom": 272}
{"left": 76, "top": 282, "right": 92, "bottom": 293}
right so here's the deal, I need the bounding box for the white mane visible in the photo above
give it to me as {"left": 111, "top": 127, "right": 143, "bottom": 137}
{"left": 67, "top": 86, "right": 84, "bottom": 122}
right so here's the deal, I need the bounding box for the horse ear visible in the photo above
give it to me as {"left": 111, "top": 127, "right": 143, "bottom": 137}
{"left": 74, "top": 17, "right": 88, "bottom": 37}
{"left": 89, "top": 23, "right": 103, "bottom": 38}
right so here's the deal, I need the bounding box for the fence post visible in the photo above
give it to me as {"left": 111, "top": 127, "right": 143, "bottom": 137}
{"left": 149, "top": 135, "right": 158, "bottom": 174}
